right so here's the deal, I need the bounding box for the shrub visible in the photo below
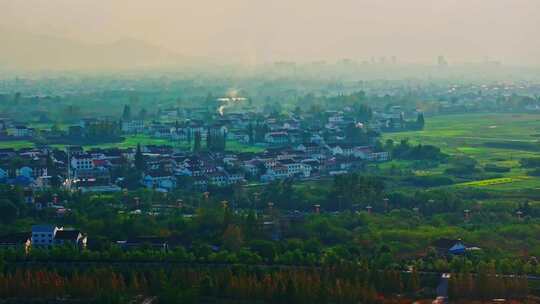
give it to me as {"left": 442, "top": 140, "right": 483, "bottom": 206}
{"left": 484, "top": 164, "right": 511, "bottom": 173}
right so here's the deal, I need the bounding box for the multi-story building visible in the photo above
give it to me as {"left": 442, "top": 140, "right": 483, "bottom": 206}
{"left": 265, "top": 132, "right": 289, "bottom": 145}
{"left": 31, "top": 225, "right": 87, "bottom": 248}
{"left": 71, "top": 154, "right": 95, "bottom": 171}
{"left": 121, "top": 120, "right": 145, "bottom": 134}
{"left": 11, "top": 125, "right": 33, "bottom": 138}
{"left": 31, "top": 225, "right": 60, "bottom": 247}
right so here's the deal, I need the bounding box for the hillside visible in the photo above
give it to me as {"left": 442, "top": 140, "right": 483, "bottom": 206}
{"left": 0, "top": 28, "right": 183, "bottom": 70}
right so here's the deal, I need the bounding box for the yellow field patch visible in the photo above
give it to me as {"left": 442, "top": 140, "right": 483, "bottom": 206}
{"left": 457, "top": 176, "right": 530, "bottom": 187}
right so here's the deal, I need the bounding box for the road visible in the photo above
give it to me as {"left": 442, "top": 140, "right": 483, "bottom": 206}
{"left": 433, "top": 273, "right": 449, "bottom": 304}
{"left": 141, "top": 297, "right": 157, "bottom": 304}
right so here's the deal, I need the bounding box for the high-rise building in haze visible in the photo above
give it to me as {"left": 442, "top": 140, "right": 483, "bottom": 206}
{"left": 437, "top": 55, "right": 448, "bottom": 67}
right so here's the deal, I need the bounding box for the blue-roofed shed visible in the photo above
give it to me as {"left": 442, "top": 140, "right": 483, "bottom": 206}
{"left": 449, "top": 242, "right": 466, "bottom": 255}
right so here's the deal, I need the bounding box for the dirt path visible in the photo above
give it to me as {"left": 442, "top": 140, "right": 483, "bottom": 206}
{"left": 409, "top": 134, "right": 538, "bottom": 143}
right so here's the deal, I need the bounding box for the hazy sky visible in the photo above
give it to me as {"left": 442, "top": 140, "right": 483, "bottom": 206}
{"left": 1, "top": 0, "right": 540, "bottom": 66}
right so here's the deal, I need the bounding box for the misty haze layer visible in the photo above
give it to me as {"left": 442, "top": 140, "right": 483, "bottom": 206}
{"left": 1, "top": 0, "right": 539, "bottom": 69}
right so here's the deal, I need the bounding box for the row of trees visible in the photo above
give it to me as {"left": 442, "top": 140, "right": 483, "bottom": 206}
{"left": 0, "top": 260, "right": 444, "bottom": 303}
{"left": 121, "top": 104, "right": 148, "bottom": 121}
{"left": 0, "top": 264, "right": 530, "bottom": 302}
{"left": 190, "top": 128, "right": 227, "bottom": 152}
{"left": 386, "top": 139, "right": 447, "bottom": 161}
{"left": 449, "top": 272, "right": 529, "bottom": 300}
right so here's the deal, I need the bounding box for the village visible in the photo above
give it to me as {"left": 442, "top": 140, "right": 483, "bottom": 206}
{"left": 0, "top": 98, "right": 417, "bottom": 194}
{"left": 2, "top": 2, "right": 540, "bottom": 301}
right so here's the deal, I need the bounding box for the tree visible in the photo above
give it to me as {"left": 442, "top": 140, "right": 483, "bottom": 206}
{"left": 62, "top": 105, "right": 82, "bottom": 122}
{"left": 407, "top": 268, "right": 420, "bottom": 294}
{"left": 46, "top": 152, "right": 61, "bottom": 188}
{"left": 138, "top": 108, "right": 147, "bottom": 121}
{"left": 328, "top": 174, "right": 385, "bottom": 211}
{"left": 122, "top": 104, "right": 131, "bottom": 120}
{"left": 51, "top": 123, "right": 62, "bottom": 134}
{"left": 186, "top": 128, "right": 192, "bottom": 146}
{"left": 206, "top": 128, "right": 212, "bottom": 150}
{"left": 134, "top": 144, "right": 146, "bottom": 171}
{"left": 292, "top": 106, "right": 302, "bottom": 116}
{"left": 193, "top": 131, "right": 202, "bottom": 152}
{"left": 222, "top": 225, "right": 244, "bottom": 252}
{"left": 0, "top": 199, "right": 18, "bottom": 224}
{"left": 13, "top": 92, "right": 21, "bottom": 106}
{"left": 416, "top": 112, "right": 425, "bottom": 129}
{"left": 445, "top": 155, "right": 478, "bottom": 175}
{"left": 247, "top": 123, "right": 254, "bottom": 144}
{"left": 354, "top": 103, "right": 372, "bottom": 122}
{"left": 8, "top": 157, "right": 25, "bottom": 178}
{"left": 249, "top": 240, "right": 276, "bottom": 262}
{"left": 123, "top": 169, "right": 143, "bottom": 190}
{"left": 344, "top": 122, "right": 367, "bottom": 144}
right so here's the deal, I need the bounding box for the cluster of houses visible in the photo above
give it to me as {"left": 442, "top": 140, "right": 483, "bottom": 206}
{"left": 127, "top": 106, "right": 418, "bottom": 145}
{"left": 0, "top": 103, "right": 397, "bottom": 193}
{"left": 0, "top": 225, "right": 87, "bottom": 252}
{"left": 0, "top": 118, "right": 35, "bottom": 139}
{"left": 0, "top": 147, "right": 56, "bottom": 188}
{"left": 0, "top": 100, "right": 404, "bottom": 192}
{"left": 0, "top": 140, "right": 388, "bottom": 193}
{"left": 1, "top": 100, "right": 412, "bottom": 146}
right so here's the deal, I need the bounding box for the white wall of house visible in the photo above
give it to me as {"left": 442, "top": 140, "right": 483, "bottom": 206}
{"left": 71, "top": 157, "right": 95, "bottom": 170}
{"left": 0, "top": 168, "right": 7, "bottom": 179}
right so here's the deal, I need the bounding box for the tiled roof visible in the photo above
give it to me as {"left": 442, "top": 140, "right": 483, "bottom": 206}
{"left": 54, "top": 230, "right": 82, "bottom": 240}
{"left": 31, "top": 225, "right": 57, "bottom": 233}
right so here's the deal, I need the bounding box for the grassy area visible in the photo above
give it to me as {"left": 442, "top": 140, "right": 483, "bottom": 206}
{"left": 27, "top": 122, "right": 69, "bottom": 130}
{"left": 390, "top": 113, "right": 540, "bottom": 142}
{"left": 86, "top": 136, "right": 265, "bottom": 153}
{"left": 383, "top": 113, "right": 540, "bottom": 190}
{"left": 3, "top": 135, "right": 188, "bottom": 150}
{"left": 1, "top": 134, "right": 265, "bottom": 153}
{"left": 0, "top": 140, "right": 35, "bottom": 149}
{"left": 385, "top": 113, "right": 540, "bottom": 150}
{"left": 226, "top": 140, "right": 265, "bottom": 153}
{"left": 84, "top": 135, "right": 184, "bottom": 149}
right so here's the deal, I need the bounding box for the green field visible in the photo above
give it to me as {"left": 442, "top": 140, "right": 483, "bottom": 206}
{"left": 0, "top": 134, "right": 264, "bottom": 153}
{"left": 385, "top": 113, "right": 540, "bottom": 148}
{"left": 0, "top": 140, "right": 35, "bottom": 149}
{"left": 383, "top": 113, "right": 540, "bottom": 190}
{"left": 87, "top": 135, "right": 264, "bottom": 152}
{"left": 84, "top": 135, "right": 181, "bottom": 149}
{"left": 27, "top": 122, "right": 69, "bottom": 130}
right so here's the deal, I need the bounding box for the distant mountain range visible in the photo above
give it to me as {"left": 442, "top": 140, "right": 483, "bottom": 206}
{"left": 0, "top": 28, "right": 184, "bottom": 70}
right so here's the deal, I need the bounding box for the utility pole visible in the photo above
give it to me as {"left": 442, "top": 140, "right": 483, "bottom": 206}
{"left": 66, "top": 146, "right": 71, "bottom": 191}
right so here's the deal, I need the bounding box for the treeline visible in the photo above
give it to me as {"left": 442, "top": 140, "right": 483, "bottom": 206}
{"left": 385, "top": 139, "right": 447, "bottom": 161}
{"left": 0, "top": 265, "right": 532, "bottom": 303}
{"left": 449, "top": 272, "right": 528, "bottom": 300}
{"left": 253, "top": 173, "right": 386, "bottom": 211}
{"left": 485, "top": 141, "right": 540, "bottom": 152}
{"left": 521, "top": 158, "right": 540, "bottom": 168}
{"left": 0, "top": 265, "right": 421, "bottom": 303}
{"left": 520, "top": 157, "right": 540, "bottom": 177}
